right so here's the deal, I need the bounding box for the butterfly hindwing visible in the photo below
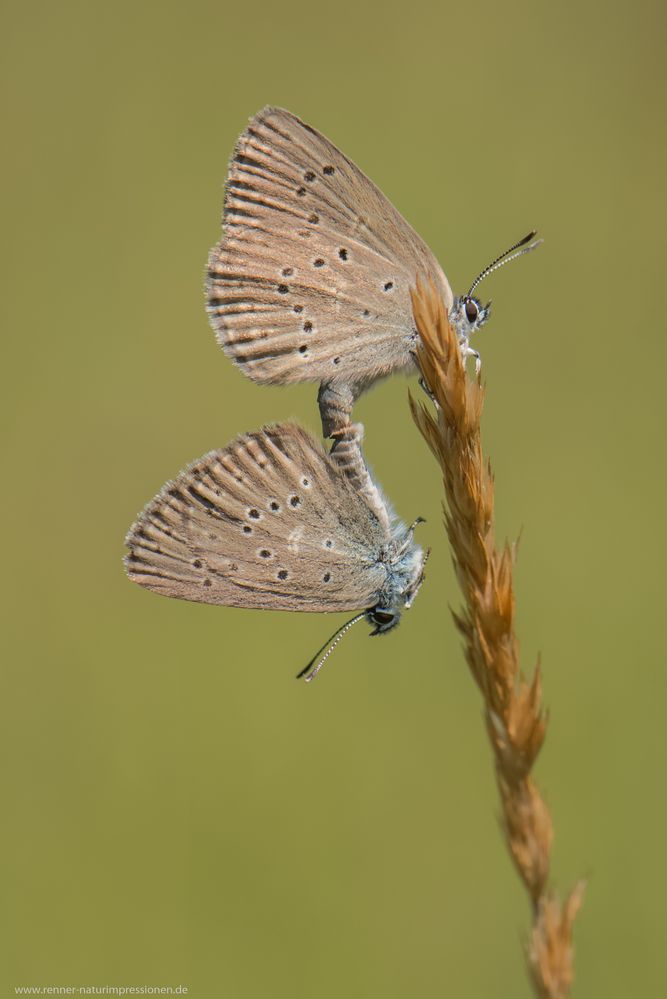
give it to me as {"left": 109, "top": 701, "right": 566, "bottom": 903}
{"left": 206, "top": 106, "right": 453, "bottom": 387}
{"left": 125, "top": 424, "right": 388, "bottom": 613}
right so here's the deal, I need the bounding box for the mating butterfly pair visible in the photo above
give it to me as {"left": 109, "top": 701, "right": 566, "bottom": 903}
{"left": 125, "top": 107, "right": 539, "bottom": 679}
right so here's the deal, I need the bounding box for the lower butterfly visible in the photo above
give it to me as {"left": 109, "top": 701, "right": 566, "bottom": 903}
{"left": 125, "top": 423, "right": 426, "bottom": 680}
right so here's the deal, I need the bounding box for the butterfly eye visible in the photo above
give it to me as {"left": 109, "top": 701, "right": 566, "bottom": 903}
{"left": 369, "top": 608, "right": 400, "bottom": 636}
{"left": 464, "top": 299, "right": 478, "bottom": 323}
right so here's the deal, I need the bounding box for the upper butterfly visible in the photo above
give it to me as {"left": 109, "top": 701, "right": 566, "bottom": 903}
{"left": 206, "top": 106, "right": 541, "bottom": 436}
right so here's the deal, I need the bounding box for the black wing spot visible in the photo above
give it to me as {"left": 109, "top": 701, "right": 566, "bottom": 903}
{"left": 277, "top": 569, "right": 288, "bottom": 580}
{"left": 308, "top": 213, "right": 319, "bottom": 224}
{"left": 290, "top": 495, "right": 301, "bottom": 508}
{"left": 278, "top": 284, "right": 289, "bottom": 294}
{"left": 296, "top": 186, "right": 306, "bottom": 196}
{"left": 332, "top": 357, "right": 340, "bottom": 365}
{"left": 323, "top": 165, "right": 335, "bottom": 175}
{"left": 293, "top": 305, "right": 303, "bottom": 314}
{"left": 299, "top": 344, "right": 308, "bottom": 354}
{"left": 193, "top": 559, "right": 202, "bottom": 569}
{"left": 383, "top": 281, "right": 394, "bottom": 291}
{"left": 243, "top": 525, "right": 252, "bottom": 534}
{"left": 303, "top": 321, "right": 313, "bottom": 332}
{"left": 338, "top": 248, "right": 348, "bottom": 260}
{"left": 203, "top": 579, "right": 212, "bottom": 588}
{"left": 313, "top": 259, "right": 325, "bottom": 268}
{"left": 248, "top": 508, "right": 261, "bottom": 519}
{"left": 282, "top": 267, "right": 293, "bottom": 277}
{"left": 323, "top": 573, "right": 331, "bottom": 583}
{"left": 269, "top": 501, "right": 280, "bottom": 512}
{"left": 259, "top": 549, "right": 271, "bottom": 559}
{"left": 304, "top": 171, "right": 316, "bottom": 182}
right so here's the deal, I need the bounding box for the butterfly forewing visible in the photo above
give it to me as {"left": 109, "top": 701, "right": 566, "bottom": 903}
{"left": 206, "top": 106, "right": 453, "bottom": 387}
{"left": 125, "top": 424, "right": 388, "bottom": 613}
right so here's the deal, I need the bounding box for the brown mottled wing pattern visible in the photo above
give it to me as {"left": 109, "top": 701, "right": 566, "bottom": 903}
{"left": 125, "top": 424, "right": 388, "bottom": 613}
{"left": 206, "top": 106, "right": 453, "bottom": 387}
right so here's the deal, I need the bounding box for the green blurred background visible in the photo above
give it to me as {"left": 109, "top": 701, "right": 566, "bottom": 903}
{"left": 2, "top": 0, "right": 665, "bottom": 995}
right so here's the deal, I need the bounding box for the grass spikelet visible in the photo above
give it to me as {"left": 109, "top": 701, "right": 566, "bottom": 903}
{"left": 409, "top": 278, "right": 584, "bottom": 997}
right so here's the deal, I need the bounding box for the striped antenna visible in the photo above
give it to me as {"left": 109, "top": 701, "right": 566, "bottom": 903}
{"left": 297, "top": 613, "right": 366, "bottom": 683}
{"left": 466, "top": 231, "right": 542, "bottom": 299}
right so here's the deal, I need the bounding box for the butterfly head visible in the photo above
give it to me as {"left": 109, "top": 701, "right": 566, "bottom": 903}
{"left": 369, "top": 520, "right": 428, "bottom": 634}
{"left": 449, "top": 294, "right": 492, "bottom": 343}
{"left": 367, "top": 607, "right": 401, "bottom": 635}
{"left": 298, "top": 522, "right": 427, "bottom": 681}
{"left": 448, "top": 231, "right": 542, "bottom": 357}
{"left": 366, "top": 567, "right": 425, "bottom": 634}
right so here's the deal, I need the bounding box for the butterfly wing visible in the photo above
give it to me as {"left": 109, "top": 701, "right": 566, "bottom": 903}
{"left": 125, "top": 424, "right": 388, "bottom": 613}
{"left": 206, "top": 107, "right": 453, "bottom": 387}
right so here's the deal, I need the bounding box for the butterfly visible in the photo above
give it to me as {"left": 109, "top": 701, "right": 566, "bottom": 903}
{"left": 125, "top": 423, "right": 425, "bottom": 680}
{"left": 206, "top": 106, "right": 540, "bottom": 437}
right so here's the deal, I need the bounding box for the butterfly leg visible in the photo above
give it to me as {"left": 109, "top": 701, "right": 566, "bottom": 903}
{"left": 462, "top": 345, "right": 482, "bottom": 375}
{"left": 418, "top": 375, "right": 438, "bottom": 404}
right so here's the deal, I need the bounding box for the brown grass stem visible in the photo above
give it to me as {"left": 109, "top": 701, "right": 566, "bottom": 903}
{"left": 409, "top": 279, "right": 584, "bottom": 998}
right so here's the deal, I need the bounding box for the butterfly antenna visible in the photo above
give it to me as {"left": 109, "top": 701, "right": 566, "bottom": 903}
{"left": 466, "top": 230, "right": 543, "bottom": 299}
{"left": 297, "top": 613, "right": 367, "bottom": 683}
